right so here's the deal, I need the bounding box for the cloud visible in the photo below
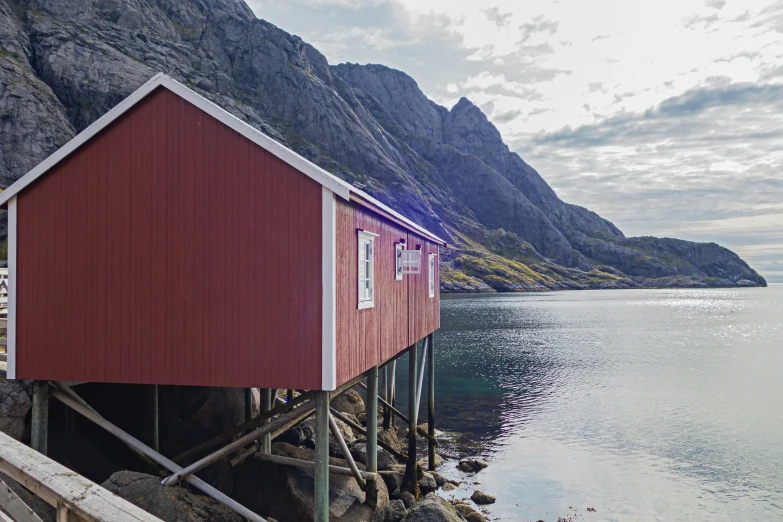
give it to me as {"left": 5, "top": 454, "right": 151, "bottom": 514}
{"left": 247, "top": 0, "right": 783, "bottom": 279}
{"left": 535, "top": 81, "right": 783, "bottom": 147}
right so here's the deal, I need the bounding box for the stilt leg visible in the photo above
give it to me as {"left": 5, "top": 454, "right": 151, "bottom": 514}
{"left": 153, "top": 384, "right": 160, "bottom": 452}
{"left": 427, "top": 334, "right": 436, "bottom": 471}
{"left": 260, "top": 388, "right": 271, "bottom": 454}
{"left": 315, "top": 390, "right": 331, "bottom": 522}
{"left": 31, "top": 381, "right": 49, "bottom": 455}
{"left": 382, "top": 366, "right": 390, "bottom": 429}
{"left": 244, "top": 388, "right": 253, "bottom": 423}
{"left": 402, "top": 343, "right": 418, "bottom": 495}
{"left": 366, "top": 366, "right": 379, "bottom": 507}
{"left": 287, "top": 389, "right": 294, "bottom": 403}
{"left": 389, "top": 360, "right": 397, "bottom": 429}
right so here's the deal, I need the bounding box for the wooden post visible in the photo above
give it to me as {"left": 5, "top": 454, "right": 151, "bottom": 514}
{"left": 244, "top": 388, "right": 253, "bottom": 423}
{"left": 402, "top": 344, "right": 418, "bottom": 495}
{"left": 152, "top": 384, "right": 160, "bottom": 452}
{"left": 388, "top": 360, "right": 397, "bottom": 429}
{"left": 427, "top": 333, "right": 436, "bottom": 471}
{"left": 366, "top": 366, "right": 378, "bottom": 507}
{"left": 31, "top": 381, "right": 48, "bottom": 455}
{"left": 287, "top": 389, "right": 294, "bottom": 403}
{"left": 314, "top": 391, "right": 330, "bottom": 522}
{"left": 260, "top": 389, "right": 271, "bottom": 454}
{"left": 381, "top": 366, "right": 390, "bottom": 429}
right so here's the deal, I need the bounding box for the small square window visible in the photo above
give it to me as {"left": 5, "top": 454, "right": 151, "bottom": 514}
{"left": 358, "top": 231, "right": 376, "bottom": 309}
{"left": 428, "top": 253, "right": 436, "bottom": 298}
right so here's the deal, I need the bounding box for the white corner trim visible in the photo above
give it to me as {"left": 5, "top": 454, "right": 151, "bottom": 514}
{"left": 321, "top": 187, "right": 337, "bottom": 391}
{"left": 7, "top": 196, "right": 17, "bottom": 379}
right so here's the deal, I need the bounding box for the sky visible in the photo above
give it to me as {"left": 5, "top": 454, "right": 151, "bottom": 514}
{"left": 248, "top": 0, "right": 783, "bottom": 282}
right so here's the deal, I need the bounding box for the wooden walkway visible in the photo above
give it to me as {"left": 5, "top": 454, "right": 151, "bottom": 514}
{"left": 0, "top": 432, "right": 163, "bottom": 522}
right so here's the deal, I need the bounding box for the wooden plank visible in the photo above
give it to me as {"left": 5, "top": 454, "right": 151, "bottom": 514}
{"left": 0, "top": 432, "right": 162, "bottom": 522}
{"left": 0, "top": 478, "right": 44, "bottom": 522}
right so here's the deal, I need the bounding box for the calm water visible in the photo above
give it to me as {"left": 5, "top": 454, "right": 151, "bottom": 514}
{"left": 406, "top": 285, "right": 783, "bottom": 521}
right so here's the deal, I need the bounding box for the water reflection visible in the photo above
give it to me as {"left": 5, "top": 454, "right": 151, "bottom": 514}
{"left": 423, "top": 287, "right": 783, "bottom": 521}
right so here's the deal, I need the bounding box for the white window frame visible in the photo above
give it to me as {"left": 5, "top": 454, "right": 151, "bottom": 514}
{"left": 428, "top": 253, "right": 436, "bottom": 298}
{"left": 358, "top": 230, "right": 377, "bottom": 309}
{"left": 395, "top": 242, "right": 404, "bottom": 281}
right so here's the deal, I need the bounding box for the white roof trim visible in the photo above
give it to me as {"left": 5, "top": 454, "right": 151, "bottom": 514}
{"left": 0, "top": 73, "right": 445, "bottom": 245}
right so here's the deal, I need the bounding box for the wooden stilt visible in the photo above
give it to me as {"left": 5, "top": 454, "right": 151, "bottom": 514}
{"left": 330, "top": 409, "right": 405, "bottom": 460}
{"left": 153, "top": 384, "right": 160, "bottom": 452}
{"left": 427, "top": 333, "right": 436, "bottom": 471}
{"left": 244, "top": 388, "right": 254, "bottom": 423}
{"left": 49, "top": 390, "right": 268, "bottom": 522}
{"left": 415, "top": 337, "right": 427, "bottom": 417}
{"left": 31, "top": 381, "right": 49, "bottom": 455}
{"left": 327, "top": 412, "right": 366, "bottom": 490}
{"left": 287, "top": 389, "right": 294, "bottom": 402}
{"left": 366, "top": 366, "right": 378, "bottom": 507}
{"left": 382, "top": 366, "right": 390, "bottom": 429}
{"left": 260, "top": 389, "right": 271, "bottom": 454}
{"left": 389, "top": 360, "right": 397, "bottom": 428}
{"left": 314, "top": 391, "right": 330, "bottom": 522}
{"left": 402, "top": 344, "right": 418, "bottom": 495}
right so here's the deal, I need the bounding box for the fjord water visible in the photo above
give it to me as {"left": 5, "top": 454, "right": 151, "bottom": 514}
{"left": 424, "top": 286, "right": 782, "bottom": 521}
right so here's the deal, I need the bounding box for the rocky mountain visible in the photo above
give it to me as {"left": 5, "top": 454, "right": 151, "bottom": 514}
{"left": 0, "top": 0, "right": 766, "bottom": 290}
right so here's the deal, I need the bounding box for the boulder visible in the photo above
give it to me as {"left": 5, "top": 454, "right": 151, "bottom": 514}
{"left": 232, "top": 442, "right": 388, "bottom": 522}
{"left": 331, "top": 389, "right": 365, "bottom": 416}
{"left": 470, "top": 491, "right": 495, "bottom": 505}
{"left": 349, "top": 442, "right": 398, "bottom": 471}
{"left": 418, "top": 472, "right": 438, "bottom": 495}
{"left": 378, "top": 428, "right": 402, "bottom": 454}
{"left": 401, "top": 494, "right": 465, "bottom": 521}
{"left": 430, "top": 472, "right": 446, "bottom": 487}
{"left": 302, "top": 416, "right": 355, "bottom": 457}
{"left": 0, "top": 370, "right": 31, "bottom": 441}
{"left": 276, "top": 424, "right": 316, "bottom": 447}
{"left": 442, "top": 482, "right": 457, "bottom": 492}
{"left": 379, "top": 470, "right": 404, "bottom": 494}
{"left": 184, "top": 387, "right": 252, "bottom": 434}
{"left": 455, "top": 503, "right": 486, "bottom": 522}
{"left": 457, "top": 459, "right": 488, "bottom": 473}
{"left": 371, "top": 499, "right": 407, "bottom": 522}
{"left": 391, "top": 489, "right": 416, "bottom": 509}
{"left": 102, "top": 471, "right": 243, "bottom": 522}
{"left": 418, "top": 453, "right": 444, "bottom": 470}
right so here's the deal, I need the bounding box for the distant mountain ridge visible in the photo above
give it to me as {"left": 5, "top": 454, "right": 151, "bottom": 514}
{"left": 0, "top": 0, "right": 766, "bottom": 290}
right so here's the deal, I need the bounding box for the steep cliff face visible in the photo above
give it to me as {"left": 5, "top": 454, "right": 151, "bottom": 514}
{"left": 0, "top": 0, "right": 767, "bottom": 289}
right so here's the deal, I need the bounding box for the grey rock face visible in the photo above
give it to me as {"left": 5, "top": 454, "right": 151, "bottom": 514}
{"left": 402, "top": 494, "right": 466, "bottom": 522}
{"left": 371, "top": 499, "right": 408, "bottom": 522}
{"left": 331, "top": 388, "right": 365, "bottom": 417}
{"left": 0, "top": 369, "right": 31, "bottom": 441}
{"left": 102, "top": 470, "right": 244, "bottom": 522}
{"left": 0, "top": 0, "right": 766, "bottom": 290}
{"left": 457, "top": 458, "right": 488, "bottom": 473}
{"left": 350, "top": 442, "right": 398, "bottom": 471}
{"left": 233, "top": 442, "right": 389, "bottom": 522}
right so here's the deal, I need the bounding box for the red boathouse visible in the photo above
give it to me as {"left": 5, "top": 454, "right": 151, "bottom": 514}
{"left": 1, "top": 74, "right": 444, "bottom": 521}
{"left": 1, "top": 73, "right": 444, "bottom": 391}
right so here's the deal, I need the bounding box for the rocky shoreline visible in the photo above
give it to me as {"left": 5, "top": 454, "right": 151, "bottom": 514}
{"left": 0, "top": 369, "right": 496, "bottom": 522}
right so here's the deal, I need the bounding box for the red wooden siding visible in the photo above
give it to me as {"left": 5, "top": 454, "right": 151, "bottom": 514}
{"left": 15, "top": 88, "right": 323, "bottom": 389}
{"left": 334, "top": 199, "right": 440, "bottom": 386}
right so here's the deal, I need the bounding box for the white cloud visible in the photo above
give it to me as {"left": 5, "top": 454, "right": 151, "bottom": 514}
{"left": 248, "top": 0, "right": 783, "bottom": 280}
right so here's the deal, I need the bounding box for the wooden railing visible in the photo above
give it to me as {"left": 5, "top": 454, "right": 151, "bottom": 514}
{"left": 0, "top": 431, "right": 163, "bottom": 522}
